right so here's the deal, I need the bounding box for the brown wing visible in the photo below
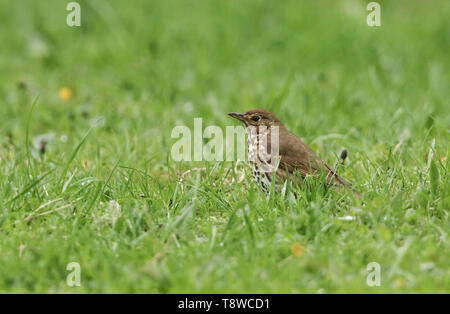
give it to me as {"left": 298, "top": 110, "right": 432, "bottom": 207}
{"left": 278, "top": 129, "right": 350, "bottom": 187}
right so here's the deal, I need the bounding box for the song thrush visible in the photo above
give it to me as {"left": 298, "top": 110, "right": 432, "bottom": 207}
{"left": 228, "top": 109, "right": 356, "bottom": 194}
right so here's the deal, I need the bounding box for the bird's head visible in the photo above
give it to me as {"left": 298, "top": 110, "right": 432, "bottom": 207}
{"left": 228, "top": 109, "right": 282, "bottom": 127}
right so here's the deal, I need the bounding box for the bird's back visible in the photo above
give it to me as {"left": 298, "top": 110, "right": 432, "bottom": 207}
{"left": 278, "top": 127, "right": 350, "bottom": 187}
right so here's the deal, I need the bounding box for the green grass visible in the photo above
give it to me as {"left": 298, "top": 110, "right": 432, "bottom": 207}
{"left": 0, "top": 0, "right": 449, "bottom": 293}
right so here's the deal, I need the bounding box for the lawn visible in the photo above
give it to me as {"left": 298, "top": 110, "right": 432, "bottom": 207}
{"left": 0, "top": 0, "right": 449, "bottom": 293}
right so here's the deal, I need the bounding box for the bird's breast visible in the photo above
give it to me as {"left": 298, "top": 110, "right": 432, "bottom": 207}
{"left": 247, "top": 131, "right": 281, "bottom": 192}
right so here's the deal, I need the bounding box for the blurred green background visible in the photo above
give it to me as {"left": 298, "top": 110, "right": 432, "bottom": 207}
{"left": 0, "top": 0, "right": 448, "bottom": 293}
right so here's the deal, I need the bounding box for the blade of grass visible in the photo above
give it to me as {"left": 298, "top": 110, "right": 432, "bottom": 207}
{"left": 0, "top": 208, "right": 8, "bottom": 228}
{"left": 242, "top": 206, "right": 255, "bottom": 245}
{"left": 57, "top": 128, "right": 92, "bottom": 190}
{"left": 25, "top": 95, "right": 39, "bottom": 180}
{"left": 101, "top": 159, "right": 121, "bottom": 196}
{"left": 7, "top": 171, "right": 51, "bottom": 205}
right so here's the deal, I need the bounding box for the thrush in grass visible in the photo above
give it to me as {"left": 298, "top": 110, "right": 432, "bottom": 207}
{"left": 228, "top": 109, "right": 357, "bottom": 194}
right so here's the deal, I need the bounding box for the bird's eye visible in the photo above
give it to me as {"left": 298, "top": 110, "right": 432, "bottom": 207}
{"left": 251, "top": 115, "right": 261, "bottom": 122}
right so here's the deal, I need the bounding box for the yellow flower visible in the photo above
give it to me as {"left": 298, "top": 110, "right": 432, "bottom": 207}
{"left": 290, "top": 243, "right": 305, "bottom": 257}
{"left": 394, "top": 277, "right": 405, "bottom": 288}
{"left": 59, "top": 87, "right": 72, "bottom": 101}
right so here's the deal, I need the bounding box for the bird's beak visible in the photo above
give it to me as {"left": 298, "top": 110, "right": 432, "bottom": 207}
{"left": 228, "top": 112, "right": 245, "bottom": 121}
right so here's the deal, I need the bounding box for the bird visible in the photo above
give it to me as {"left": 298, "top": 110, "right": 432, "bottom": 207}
{"left": 228, "top": 109, "right": 358, "bottom": 195}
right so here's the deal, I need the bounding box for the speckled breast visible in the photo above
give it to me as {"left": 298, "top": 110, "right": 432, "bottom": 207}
{"left": 247, "top": 130, "right": 279, "bottom": 192}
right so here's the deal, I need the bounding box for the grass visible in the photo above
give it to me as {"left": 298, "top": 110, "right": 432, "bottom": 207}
{"left": 0, "top": 0, "right": 449, "bottom": 293}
